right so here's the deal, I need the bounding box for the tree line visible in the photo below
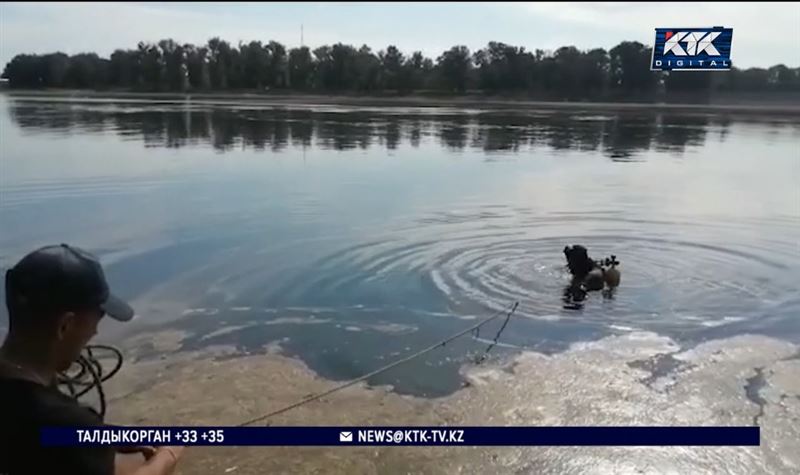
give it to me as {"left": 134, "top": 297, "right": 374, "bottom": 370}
{"left": 3, "top": 38, "right": 799, "bottom": 99}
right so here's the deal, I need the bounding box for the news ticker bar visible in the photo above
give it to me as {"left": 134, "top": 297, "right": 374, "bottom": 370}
{"left": 41, "top": 427, "right": 760, "bottom": 447}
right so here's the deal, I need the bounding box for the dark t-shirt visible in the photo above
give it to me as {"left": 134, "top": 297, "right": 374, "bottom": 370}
{"left": 0, "top": 376, "right": 115, "bottom": 475}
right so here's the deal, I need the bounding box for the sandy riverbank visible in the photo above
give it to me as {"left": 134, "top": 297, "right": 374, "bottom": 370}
{"left": 4, "top": 89, "right": 800, "bottom": 117}
{"left": 100, "top": 330, "right": 799, "bottom": 475}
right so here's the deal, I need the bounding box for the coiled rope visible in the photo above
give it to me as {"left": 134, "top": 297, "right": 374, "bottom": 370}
{"left": 58, "top": 344, "right": 123, "bottom": 420}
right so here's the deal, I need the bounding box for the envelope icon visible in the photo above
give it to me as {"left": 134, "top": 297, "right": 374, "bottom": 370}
{"left": 339, "top": 431, "right": 353, "bottom": 442}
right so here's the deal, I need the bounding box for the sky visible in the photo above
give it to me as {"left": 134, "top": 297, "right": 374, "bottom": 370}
{"left": 1, "top": 2, "right": 798, "bottom": 70}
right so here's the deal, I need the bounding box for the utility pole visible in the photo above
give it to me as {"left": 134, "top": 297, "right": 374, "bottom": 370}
{"left": 301, "top": 24, "right": 304, "bottom": 48}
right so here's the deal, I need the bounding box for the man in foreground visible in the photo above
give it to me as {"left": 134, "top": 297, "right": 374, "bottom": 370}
{"left": 0, "top": 244, "right": 184, "bottom": 475}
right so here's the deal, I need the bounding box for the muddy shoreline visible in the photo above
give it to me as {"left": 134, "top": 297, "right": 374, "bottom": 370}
{"left": 101, "top": 331, "right": 799, "bottom": 474}
{"left": 4, "top": 89, "right": 800, "bottom": 117}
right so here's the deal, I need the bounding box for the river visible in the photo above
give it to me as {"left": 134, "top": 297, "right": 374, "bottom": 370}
{"left": 1, "top": 95, "right": 798, "bottom": 397}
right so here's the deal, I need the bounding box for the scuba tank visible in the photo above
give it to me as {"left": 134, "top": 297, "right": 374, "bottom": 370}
{"left": 602, "top": 255, "right": 621, "bottom": 288}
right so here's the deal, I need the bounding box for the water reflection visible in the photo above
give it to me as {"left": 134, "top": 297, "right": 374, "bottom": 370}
{"left": 7, "top": 101, "right": 739, "bottom": 160}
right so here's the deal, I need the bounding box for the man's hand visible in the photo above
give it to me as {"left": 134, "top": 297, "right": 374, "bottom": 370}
{"left": 154, "top": 446, "right": 184, "bottom": 464}
{"left": 116, "top": 445, "right": 186, "bottom": 475}
{"left": 117, "top": 446, "right": 157, "bottom": 459}
{"left": 115, "top": 445, "right": 184, "bottom": 462}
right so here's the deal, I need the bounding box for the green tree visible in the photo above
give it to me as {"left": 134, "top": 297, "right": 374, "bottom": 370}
{"left": 266, "top": 41, "right": 288, "bottom": 88}
{"left": 553, "top": 46, "right": 582, "bottom": 98}
{"left": 158, "top": 39, "right": 188, "bottom": 91}
{"left": 404, "top": 51, "right": 433, "bottom": 91}
{"left": 579, "top": 48, "right": 609, "bottom": 98}
{"left": 288, "top": 47, "right": 313, "bottom": 89}
{"left": 767, "top": 64, "right": 799, "bottom": 91}
{"left": 42, "top": 53, "right": 70, "bottom": 87}
{"left": 437, "top": 45, "right": 471, "bottom": 93}
{"left": 64, "top": 53, "right": 107, "bottom": 89}
{"left": 109, "top": 49, "right": 141, "bottom": 88}
{"left": 738, "top": 68, "right": 769, "bottom": 91}
{"left": 473, "top": 42, "right": 535, "bottom": 92}
{"left": 355, "top": 45, "right": 381, "bottom": 91}
{"left": 314, "top": 43, "right": 360, "bottom": 90}
{"left": 240, "top": 41, "right": 269, "bottom": 89}
{"left": 536, "top": 53, "right": 558, "bottom": 94}
{"left": 1, "top": 54, "right": 44, "bottom": 87}
{"left": 207, "top": 37, "right": 233, "bottom": 89}
{"left": 473, "top": 48, "right": 492, "bottom": 90}
{"left": 137, "top": 42, "right": 163, "bottom": 90}
{"left": 312, "top": 45, "right": 333, "bottom": 89}
{"left": 609, "top": 41, "right": 657, "bottom": 95}
{"left": 331, "top": 43, "right": 359, "bottom": 90}
{"left": 227, "top": 46, "right": 245, "bottom": 89}
{"left": 379, "top": 45, "right": 405, "bottom": 91}
{"left": 185, "top": 45, "right": 211, "bottom": 89}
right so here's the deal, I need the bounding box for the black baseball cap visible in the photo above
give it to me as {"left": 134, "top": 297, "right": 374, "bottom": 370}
{"left": 5, "top": 244, "right": 134, "bottom": 322}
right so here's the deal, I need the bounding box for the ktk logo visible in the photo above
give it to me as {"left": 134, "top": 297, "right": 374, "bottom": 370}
{"left": 663, "top": 31, "right": 721, "bottom": 56}
{"left": 651, "top": 27, "right": 733, "bottom": 71}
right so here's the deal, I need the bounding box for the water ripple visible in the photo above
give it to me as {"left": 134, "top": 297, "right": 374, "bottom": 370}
{"left": 281, "top": 207, "right": 799, "bottom": 338}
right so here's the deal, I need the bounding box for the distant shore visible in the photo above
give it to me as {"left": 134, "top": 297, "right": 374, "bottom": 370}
{"left": 4, "top": 89, "right": 800, "bottom": 116}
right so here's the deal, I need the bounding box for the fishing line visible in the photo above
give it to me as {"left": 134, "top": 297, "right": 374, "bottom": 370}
{"left": 61, "top": 302, "right": 519, "bottom": 425}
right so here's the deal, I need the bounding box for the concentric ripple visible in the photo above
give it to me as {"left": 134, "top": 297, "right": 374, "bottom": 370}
{"left": 287, "top": 207, "right": 799, "bottom": 339}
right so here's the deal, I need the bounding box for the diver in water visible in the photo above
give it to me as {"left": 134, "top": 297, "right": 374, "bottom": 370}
{"left": 564, "top": 245, "right": 604, "bottom": 290}
{"left": 562, "top": 245, "right": 621, "bottom": 306}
